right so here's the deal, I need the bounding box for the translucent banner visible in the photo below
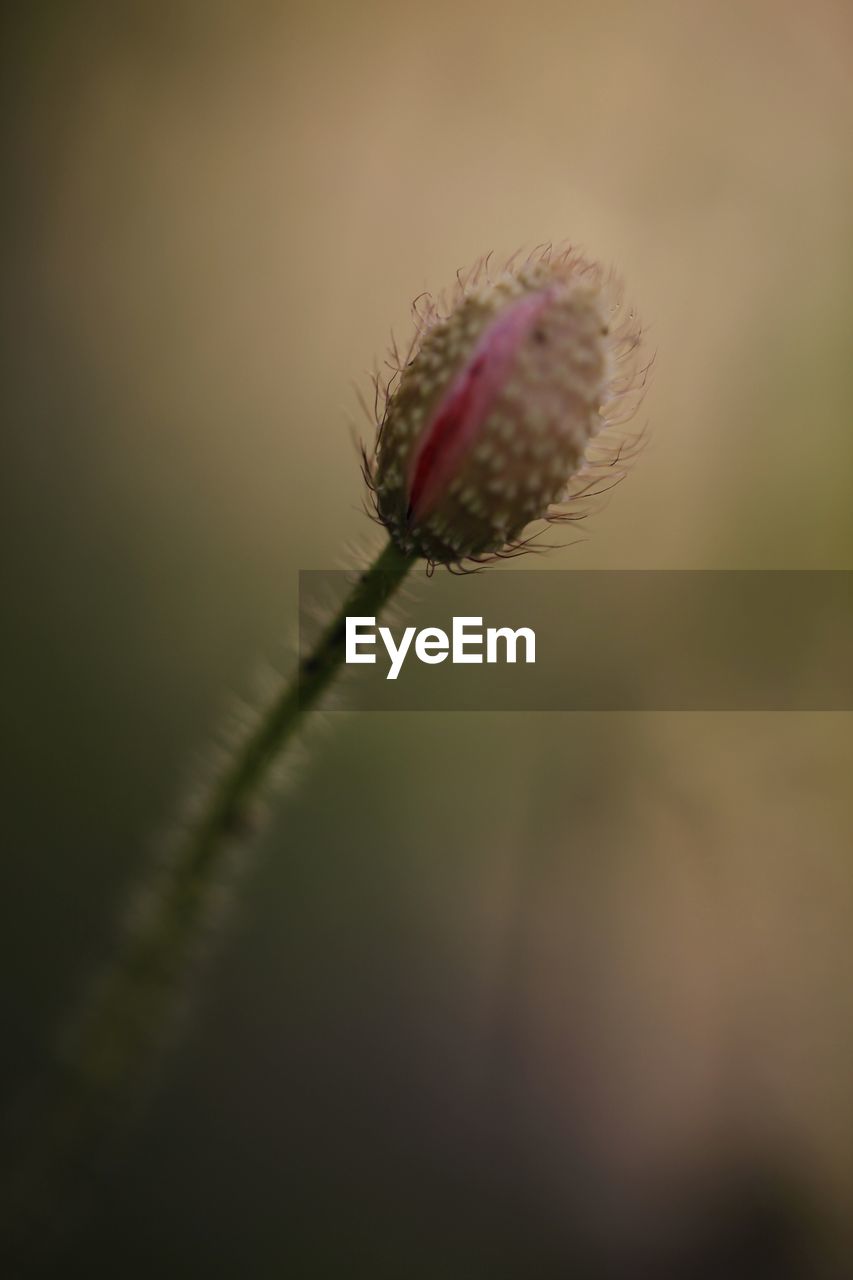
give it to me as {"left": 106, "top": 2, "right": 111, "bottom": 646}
{"left": 299, "top": 571, "right": 853, "bottom": 711}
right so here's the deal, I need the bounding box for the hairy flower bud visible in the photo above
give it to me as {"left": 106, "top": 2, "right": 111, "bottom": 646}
{"left": 365, "top": 247, "right": 645, "bottom": 566}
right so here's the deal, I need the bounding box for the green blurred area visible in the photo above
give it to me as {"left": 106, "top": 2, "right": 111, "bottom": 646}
{"left": 2, "top": 0, "right": 852, "bottom": 1274}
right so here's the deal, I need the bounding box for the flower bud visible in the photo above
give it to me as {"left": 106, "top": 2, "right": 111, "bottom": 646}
{"left": 367, "top": 248, "right": 644, "bottom": 566}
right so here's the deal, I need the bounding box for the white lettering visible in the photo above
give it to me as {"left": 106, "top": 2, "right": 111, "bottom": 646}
{"left": 414, "top": 627, "right": 449, "bottom": 664}
{"left": 453, "top": 616, "right": 484, "bottom": 664}
{"left": 378, "top": 625, "right": 416, "bottom": 680}
{"left": 486, "top": 626, "right": 536, "bottom": 664}
{"left": 344, "top": 616, "right": 536, "bottom": 678}
{"left": 346, "top": 616, "right": 377, "bottom": 663}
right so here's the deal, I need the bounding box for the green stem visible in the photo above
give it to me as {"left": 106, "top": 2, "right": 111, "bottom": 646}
{"left": 188, "top": 536, "right": 414, "bottom": 878}
{"left": 1, "top": 537, "right": 415, "bottom": 1267}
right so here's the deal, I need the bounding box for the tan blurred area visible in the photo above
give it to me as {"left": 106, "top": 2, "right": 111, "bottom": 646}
{"left": 3, "top": 0, "right": 852, "bottom": 1274}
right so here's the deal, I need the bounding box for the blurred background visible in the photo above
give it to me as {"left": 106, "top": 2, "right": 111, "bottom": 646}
{"left": 2, "top": 0, "right": 852, "bottom": 1274}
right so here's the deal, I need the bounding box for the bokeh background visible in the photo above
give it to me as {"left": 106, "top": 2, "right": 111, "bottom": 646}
{"left": 3, "top": 1, "right": 852, "bottom": 1274}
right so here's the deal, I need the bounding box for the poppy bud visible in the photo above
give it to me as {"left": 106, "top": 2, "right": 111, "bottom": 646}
{"left": 368, "top": 248, "right": 644, "bottom": 566}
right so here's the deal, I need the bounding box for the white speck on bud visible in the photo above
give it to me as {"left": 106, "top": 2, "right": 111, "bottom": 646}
{"left": 362, "top": 245, "right": 648, "bottom": 567}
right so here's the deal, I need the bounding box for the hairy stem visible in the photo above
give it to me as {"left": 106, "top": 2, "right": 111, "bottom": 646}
{"left": 1, "top": 537, "right": 414, "bottom": 1267}
{"left": 188, "top": 536, "right": 413, "bottom": 878}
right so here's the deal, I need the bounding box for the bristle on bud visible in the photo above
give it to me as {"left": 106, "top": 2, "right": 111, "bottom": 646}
{"left": 364, "top": 246, "right": 647, "bottom": 567}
